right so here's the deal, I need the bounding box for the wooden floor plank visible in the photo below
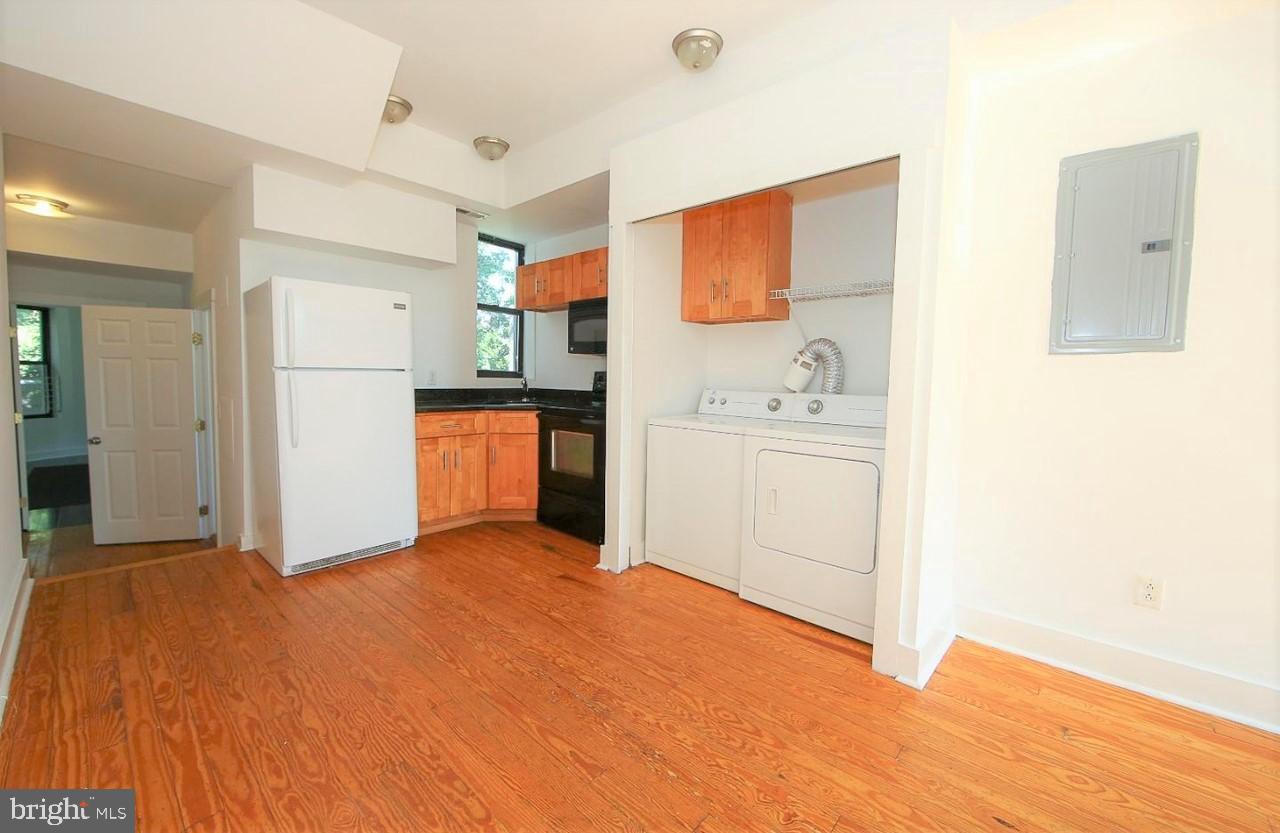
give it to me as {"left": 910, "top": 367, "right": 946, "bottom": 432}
{"left": 0, "top": 522, "right": 1272, "bottom": 833}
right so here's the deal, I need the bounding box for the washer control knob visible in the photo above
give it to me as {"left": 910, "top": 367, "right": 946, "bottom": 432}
{"left": 807, "top": 399, "right": 824, "bottom": 415}
{"left": 767, "top": 397, "right": 782, "bottom": 412}
{"left": 707, "top": 396, "right": 715, "bottom": 404}
{"left": 719, "top": 398, "right": 727, "bottom": 405}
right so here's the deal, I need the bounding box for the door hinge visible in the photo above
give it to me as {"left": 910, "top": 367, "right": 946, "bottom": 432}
{"left": 7, "top": 326, "right": 16, "bottom": 340}
{"left": 194, "top": 418, "right": 207, "bottom": 432}
{"left": 13, "top": 413, "right": 22, "bottom": 425}
{"left": 198, "top": 505, "right": 209, "bottom": 517}
{"left": 192, "top": 332, "right": 204, "bottom": 346}
{"left": 19, "top": 496, "right": 27, "bottom": 509}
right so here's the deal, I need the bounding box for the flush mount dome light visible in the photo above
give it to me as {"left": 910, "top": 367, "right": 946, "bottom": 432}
{"left": 383, "top": 94, "right": 413, "bottom": 124}
{"left": 8, "top": 193, "right": 72, "bottom": 219}
{"left": 473, "top": 136, "right": 510, "bottom": 161}
{"left": 672, "top": 28, "right": 723, "bottom": 72}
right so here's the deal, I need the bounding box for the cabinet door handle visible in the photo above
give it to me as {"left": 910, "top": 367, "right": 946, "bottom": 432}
{"left": 723, "top": 277, "right": 730, "bottom": 302}
{"left": 440, "top": 422, "right": 462, "bottom": 429}
{"left": 491, "top": 446, "right": 497, "bottom": 465}
{"left": 454, "top": 449, "right": 461, "bottom": 469}
{"left": 441, "top": 449, "right": 447, "bottom": 470}
{"left": 709, "top": 280, "right": 717, "bottom": 301}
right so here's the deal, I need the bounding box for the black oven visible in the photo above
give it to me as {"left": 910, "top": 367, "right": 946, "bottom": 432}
{"left": 567, "top": 298, "right": 607, "bottom": 355}
{"left": 538, "top": 410, "right": 605, "bottom": 544}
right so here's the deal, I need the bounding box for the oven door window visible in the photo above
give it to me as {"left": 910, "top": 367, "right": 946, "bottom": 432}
{"left": 551, "top": 429, "right": 595, "bottom": 478}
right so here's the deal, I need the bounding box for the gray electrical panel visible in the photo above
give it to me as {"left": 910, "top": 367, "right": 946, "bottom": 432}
{"left": 1049, "top": 133, "right": 1198, "bottom": 353}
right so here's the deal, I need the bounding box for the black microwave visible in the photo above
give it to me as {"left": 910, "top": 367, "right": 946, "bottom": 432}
{"left": 567, "top": 298, "right": 607, "bottom": 355}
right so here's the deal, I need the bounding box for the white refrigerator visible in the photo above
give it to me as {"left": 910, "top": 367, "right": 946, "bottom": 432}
{"left": 245, "top": 276, "right": 417, "bottom": 576}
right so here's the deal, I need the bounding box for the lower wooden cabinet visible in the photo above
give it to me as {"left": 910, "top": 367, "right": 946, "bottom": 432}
{"left": 416, "top": 436, "right": 452, "bottom": 525}
{"left": 488, "top": 433, "right": 539, "bottom": 509}
{"left": 415, "top": 410, "right": 538, "bottom": 533}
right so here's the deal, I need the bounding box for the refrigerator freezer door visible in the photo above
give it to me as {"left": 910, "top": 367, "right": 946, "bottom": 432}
{"left": 275, "top": 368, "right": 416, "bottom": 569}
{"left": 271, "top": 276, "right": 413, "bottom": 370}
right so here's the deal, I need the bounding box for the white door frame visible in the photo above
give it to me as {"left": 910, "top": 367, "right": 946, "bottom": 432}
{"left": 193, "top": 289, "right": 218, "bottom": 545}
{"left": 7, "top": 308, "right": 29, "bottom": 532}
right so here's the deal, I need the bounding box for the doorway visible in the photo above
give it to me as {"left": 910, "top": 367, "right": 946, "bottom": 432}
{"left": 8, "top": 255, "right": 217, "bottom": 578}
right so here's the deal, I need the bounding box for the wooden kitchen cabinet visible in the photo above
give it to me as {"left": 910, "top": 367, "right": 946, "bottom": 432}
{"left": 516, "top": 246, "right": 609, "bottom": 311}
{"left": 540, "top": 256, "right": 572, "bottom": 308}
{"left": 448, "top": 433, "right": 488, "bottom": 516}
{"left": 487, "top": 433, "right": 539, "bottom": 510}
{"left": 516, "top": 263, "right": 538, "bottom": 309}
{"left": 572, "top": 246, "right": 609, "bottom": 300}
{"left": 415, "top": 409, "right": 539, "bottom": 533}
{"left": 682, "top": 190, "right": 792, "bottom": 323}
{"left": 416, "top": 436, "right": 452, "bottom": 525}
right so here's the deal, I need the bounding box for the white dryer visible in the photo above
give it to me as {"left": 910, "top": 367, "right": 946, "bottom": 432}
{"left": 645, "top": 390, "right": 886, "bottom": 641}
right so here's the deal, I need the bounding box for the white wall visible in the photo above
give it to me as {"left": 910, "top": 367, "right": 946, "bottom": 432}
{"left": 703, "top": 184, "right": 898, "bottom": 394}
{"left": 19, "top": 306, "right": 85, "bottom": 463}
{"left": 248, "top": 165, "right": 457, "bottom": 265}
{"left": 524, "top": 224, "right": 609, "bottom": 391}
{"left": 4, "top": 209, "right": 193, "bottom": 273}
{"left": 936, "top": 0, "right": 1279, "bottom": 728}
{"left": 7, "top": 260, "right": 188, "bottom": 309}
{"left": 239, "top": 226, "right": 494, "bottom": 389}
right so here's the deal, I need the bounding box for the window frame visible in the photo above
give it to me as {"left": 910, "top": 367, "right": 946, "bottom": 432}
{"left": 476, "top": 233, "right": 526, "bottom": 379}
{"left": 16, "top": 304, "right": 53, "bottom": 419}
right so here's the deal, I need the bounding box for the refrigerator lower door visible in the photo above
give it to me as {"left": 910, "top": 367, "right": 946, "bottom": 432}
{"left": 275, "top": 368, "right": 416, "bottom": 572}
{"left": 272, "top": 277, "right": 413, "bottom": 370}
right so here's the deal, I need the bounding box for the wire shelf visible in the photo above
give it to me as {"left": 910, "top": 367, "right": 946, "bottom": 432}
{"left": 769, "top": 279, "right": 894, "bottom": 303}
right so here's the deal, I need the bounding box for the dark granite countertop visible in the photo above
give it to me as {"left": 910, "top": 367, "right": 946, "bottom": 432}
{"left": 414, "top": 387, "right": 604, "bottom": 416}
{"left": 414, "top": 402, "right": 540, "bottom": 413}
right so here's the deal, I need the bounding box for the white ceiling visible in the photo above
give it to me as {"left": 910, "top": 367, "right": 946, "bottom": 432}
{"left": 303, "top": 0, "right": 834, "bottom": 148}
{"left": 2, "top": 135, "right": 226, "bottom": 233}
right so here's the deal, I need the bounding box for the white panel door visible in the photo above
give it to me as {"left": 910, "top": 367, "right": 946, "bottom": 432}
{"left": 275, "top": 368, "right": 416, "bottom": 569}
{"left": 82, "top": 306, "right": 200, "bottom": 544}
{"left": 270, "top": 277, "right": 412, "bottom": 370}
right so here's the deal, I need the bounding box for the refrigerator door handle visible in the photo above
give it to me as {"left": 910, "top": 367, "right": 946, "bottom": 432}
{"left": 285, "top": 288, "right": 297, "bottom": 367}
{"left": 288, "top": 373, "right": 300, "bottom": 449}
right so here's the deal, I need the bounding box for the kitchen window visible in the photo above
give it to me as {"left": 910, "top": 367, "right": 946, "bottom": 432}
{"left": 16, "top": 305, "right": 53, "bottom": 419}
{"left": 476, "top": 233, "right": 525, "bottom": 378}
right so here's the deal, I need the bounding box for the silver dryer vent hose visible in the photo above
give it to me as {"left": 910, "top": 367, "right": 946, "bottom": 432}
{"left": 800, "top": 338, "right": 845, "bottom": 394}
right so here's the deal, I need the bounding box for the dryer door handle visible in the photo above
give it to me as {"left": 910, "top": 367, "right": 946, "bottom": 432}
{"left": 767, "top": 487, "right": 779, "bottom": 515}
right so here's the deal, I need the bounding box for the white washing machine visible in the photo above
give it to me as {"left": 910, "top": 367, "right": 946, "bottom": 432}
{"left": 646, "top": 390, "right": 886, "bottom": 640}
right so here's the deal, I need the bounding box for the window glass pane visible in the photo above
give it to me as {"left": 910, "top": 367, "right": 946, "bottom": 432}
{"left": 477, "top": 240, "right": 518, "bottom": 308}
{"left": 19, "top": 364, "right": 49, "bottom": 416}
{"left": 16, "top": 307, "right": 44, "bottom": 362}
{"left": 476, "top": 309, "right": 519, "bottom": 373}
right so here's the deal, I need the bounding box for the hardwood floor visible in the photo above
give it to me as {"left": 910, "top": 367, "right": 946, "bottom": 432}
{"left": 23, "top": 509, "right": 217, "bottom": 579}
{"left": 0, "top": 522, "right": 1274, "bottom": 832}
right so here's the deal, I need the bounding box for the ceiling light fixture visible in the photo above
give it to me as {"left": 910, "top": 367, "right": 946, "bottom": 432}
{"left": 383, "top": 94, "right": 413, "bottom": 124}
{"left": 8, "top": 193, "right": 73, "bottom": 219}
{"left": 672, "top": 28, "right": 723, "bottom": 72}
{"left": 473, "top": 136, "right": 510, "bottom": 161}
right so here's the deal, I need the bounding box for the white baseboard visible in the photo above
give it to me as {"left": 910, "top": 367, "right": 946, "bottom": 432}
{"left": 957, "top": 606, "right": 1280, "bottom": 734}
{"left": 0, "top": 573, "right": 34, "bottom": 728}
{"left": 895, "top": 626, "right": 957, "bottom": 689}
{"left": 238, "top": 532, "right": 255, "bottom": 552}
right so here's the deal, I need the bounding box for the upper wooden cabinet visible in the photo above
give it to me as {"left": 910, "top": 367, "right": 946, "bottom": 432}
{"left": 682, "top": 190, "right": 792, "bottom": 324}
{"left": 517, "top": 246, "right": 609, "bottom": 311}
{"left": 516, "top": 263, "right": 538, "bottom": 309}
{"left": 572, "top": 246, "right": 609, "bottom": 300}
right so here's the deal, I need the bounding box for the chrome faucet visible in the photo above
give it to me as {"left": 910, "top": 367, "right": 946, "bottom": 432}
{"left": 520, "top": 377, "right": 530, "bottom": 401}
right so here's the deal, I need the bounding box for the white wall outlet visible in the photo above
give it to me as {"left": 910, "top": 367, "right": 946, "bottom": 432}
{"left": 1135, "top": 576, "right": 1164, "bottom": 609}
